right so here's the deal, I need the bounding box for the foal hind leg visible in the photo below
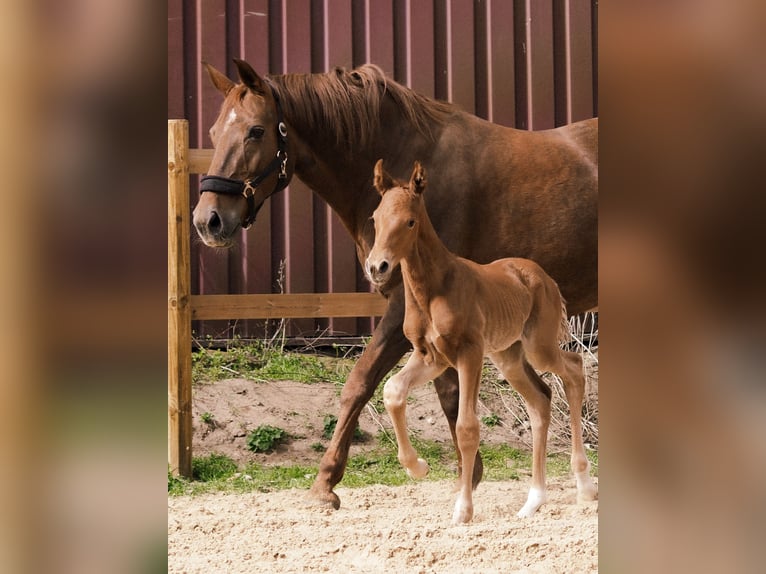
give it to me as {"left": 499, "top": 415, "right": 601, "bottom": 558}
{"left": 526, "top": 344, "right": 597, "bottom": 504}
{"left": 489, "top": 344, "right": 553, "bottom": 518}
{"left": 555, "top": 350, "right": 598, "bottom": 502}
{"left": 383, "top": 353, "right": 447, "bottom": 479}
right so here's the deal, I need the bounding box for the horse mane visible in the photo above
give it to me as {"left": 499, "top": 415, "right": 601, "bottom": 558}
{"left": 268, "top": 64, "right": 454, "bottom": 150}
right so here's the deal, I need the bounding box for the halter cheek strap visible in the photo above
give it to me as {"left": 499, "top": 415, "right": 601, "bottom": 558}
{"left": 199, "top": 83, "right": 290, "bottom": 229}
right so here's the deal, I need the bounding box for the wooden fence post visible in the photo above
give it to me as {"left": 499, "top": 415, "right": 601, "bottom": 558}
{"left": 168, "top": 120, "right": 192, "bottom": 477}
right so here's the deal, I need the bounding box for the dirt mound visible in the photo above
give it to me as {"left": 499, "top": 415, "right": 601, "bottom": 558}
{"left": 189, "top": 377, "right": 543, "bottom": 467}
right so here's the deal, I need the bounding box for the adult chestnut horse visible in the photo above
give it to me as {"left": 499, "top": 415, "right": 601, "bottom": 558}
{"left": 193, "top": 59, "right": 597, "bottom": 510}
{"left": 366, "top": 160, "right": 597, "bottom": 523}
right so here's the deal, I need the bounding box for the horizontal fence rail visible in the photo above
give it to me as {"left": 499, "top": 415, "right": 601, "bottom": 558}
{"left": 191, "top": 292, "right": 388, "bottom": 321}
{"left": 168, "top": 119, "right": 387, "bottom": 476}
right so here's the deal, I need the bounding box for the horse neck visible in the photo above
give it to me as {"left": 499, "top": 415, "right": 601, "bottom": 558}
{"left": 272, "top": 73, "right": 439, "bottom": 241}
{"left": 400, "top": 211, "right": 455, "bottom": 303}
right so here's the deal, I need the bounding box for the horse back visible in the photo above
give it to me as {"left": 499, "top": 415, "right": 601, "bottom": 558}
{"left": 424, "top": 116, "right": 597, "bottom": 314}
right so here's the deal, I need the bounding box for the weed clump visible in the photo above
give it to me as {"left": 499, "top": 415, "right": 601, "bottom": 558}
{"left": 246, "top": 425, "right": 288, "bottom": 453}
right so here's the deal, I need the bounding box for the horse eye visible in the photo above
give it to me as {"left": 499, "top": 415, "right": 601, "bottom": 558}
{"left": 247, "top": 126, "right": 265, "bottom": 140}
{"left": 407, "top": 219, "right": 416, "bottom": 228}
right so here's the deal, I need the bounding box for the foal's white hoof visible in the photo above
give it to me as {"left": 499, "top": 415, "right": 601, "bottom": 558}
{"left": 576, "top": 472, "right": 598, "bottom": 502}
{"left": 406, "top": 458, "right": 429, "bottom": 479}
{"left": 517, "top": 488, "right": 546, "bottom": 518}
{"left": 452, "top": 502, "right": 473, "bottom": 524}
{"left": 577, "top": 484, "right": 599, "bottom": 503}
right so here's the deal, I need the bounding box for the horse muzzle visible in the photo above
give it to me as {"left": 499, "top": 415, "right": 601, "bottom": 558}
{"left": 192, "top": 200, "right": 243, "bottom": 248}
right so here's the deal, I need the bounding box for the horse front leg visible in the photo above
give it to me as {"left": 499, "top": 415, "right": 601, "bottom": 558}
{"left": 308, "top": 298, "right": 410, "bottom": 510}
{"left": 383, "top": 353, "right": 447, "bottom": 479}
{"left": 433, "top": 369, "right": 484, "bottom": 490}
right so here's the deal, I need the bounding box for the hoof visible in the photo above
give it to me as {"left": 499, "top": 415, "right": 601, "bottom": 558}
{"left": 406, "top": 458, "right": 429, "bottom": 479}
{"left": 576, "top": 473, "right": 598, "bottom": 502}
{"left": 307, "top": 486, "right": 341, "bottom": 510}
{"left": 516, "top": 487, "right": 546, "bottom": 518}
{"left": 577, "top": 486, "right": 599, "bottom": 503}
{"left": 452, "top": 502, "right": 473, "bottom": 524}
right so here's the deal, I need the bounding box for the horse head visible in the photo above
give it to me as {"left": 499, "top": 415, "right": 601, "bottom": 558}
{"left": 365, "top": 160, "right": 427, "bottom": 286}
{"left": 192, "top": 59, "right": 292, "bottom": 248}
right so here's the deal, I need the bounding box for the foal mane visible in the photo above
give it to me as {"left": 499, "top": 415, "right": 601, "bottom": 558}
{"left": 268, "top": 64, "right": 454, "bottom": 151}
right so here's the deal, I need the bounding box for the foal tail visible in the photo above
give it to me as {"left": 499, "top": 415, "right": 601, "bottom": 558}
{"left": 517, "top": 258, "right": 571, "bottom": 348}
{"left": 557, "top": 293, "right": 571, "bottom": 347}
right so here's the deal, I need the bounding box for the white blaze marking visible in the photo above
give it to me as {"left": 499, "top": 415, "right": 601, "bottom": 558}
{"left": 224, "top": 109, "right": 237, "bottom": 130}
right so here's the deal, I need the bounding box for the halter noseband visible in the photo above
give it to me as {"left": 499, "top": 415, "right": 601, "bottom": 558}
{"left": 199, "top": 83, "right": 290, "bottom": 229}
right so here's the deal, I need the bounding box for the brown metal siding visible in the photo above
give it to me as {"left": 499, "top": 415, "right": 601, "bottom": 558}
{"left": 167, "top": 0, "right": 597, "bottom": 339}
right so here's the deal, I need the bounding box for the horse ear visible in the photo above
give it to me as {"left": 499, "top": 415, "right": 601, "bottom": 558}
{"left": 411, "top": 161, "right": 426, "bottom": 195}
{"left": 203, "top": 61, "right": 235, "bottom": 95}
{"left": 233, "top": 58, "right": 267, "bottom": 94}
{"left": 373, "top": 159, "right": 394, "bottom": 196}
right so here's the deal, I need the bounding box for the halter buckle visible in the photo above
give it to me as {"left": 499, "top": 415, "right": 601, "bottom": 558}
{"left": 278, "top": 150, "right": 288, "bottom": 179}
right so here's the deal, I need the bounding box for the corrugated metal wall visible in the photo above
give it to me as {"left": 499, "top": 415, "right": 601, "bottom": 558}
{"left": 167, "top": 0, "right": 597, "bottom": 339}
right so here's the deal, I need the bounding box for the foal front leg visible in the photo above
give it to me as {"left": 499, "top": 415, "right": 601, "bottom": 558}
{"left": 434, "top": 369, "right": 484, "bottom": 491}
{"left": 383, "top": 354, "right": 446, "bottom": 479}
{"left": 452, "top": 349, "right": 484, "bottom": 524}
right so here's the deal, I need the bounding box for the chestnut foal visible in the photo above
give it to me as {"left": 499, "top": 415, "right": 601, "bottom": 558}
{"left": 365, "top": 160, "right": 597, "bottom": 524}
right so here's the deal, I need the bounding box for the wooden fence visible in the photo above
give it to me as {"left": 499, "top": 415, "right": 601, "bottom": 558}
{"left": 168, "top": 119, "right": 387, "bottom": 477}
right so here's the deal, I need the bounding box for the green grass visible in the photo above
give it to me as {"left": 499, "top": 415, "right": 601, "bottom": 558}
{"left": 180, "top": 340, "right": 598, "bottom": 497}
{"left": 481, "top": 413, "right": 502, "bottom": 427}
{"left": 191, "top": 338, "right": 354, "bottom": 385}
{"left": 168, "top": 436, "right": 598, "bottom": 497}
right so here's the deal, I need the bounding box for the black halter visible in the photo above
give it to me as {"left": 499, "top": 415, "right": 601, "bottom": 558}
{"left": 199, "top": 83, "right": 290, "bottom": 229}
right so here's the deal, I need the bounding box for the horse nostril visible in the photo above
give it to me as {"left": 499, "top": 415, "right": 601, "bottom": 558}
{"left": 379, "top": 261, "right": 389, "bottom": 275}
{"left": 208, "top": 210, "right": 222, "bottom": 232}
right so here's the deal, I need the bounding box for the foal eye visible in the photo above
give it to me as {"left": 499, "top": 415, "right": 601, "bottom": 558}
{"left": 407, "top": 219, "right": 416, "bottom": 228}
{"left": 247, "top": 126, "right": 265, "bottom": 140}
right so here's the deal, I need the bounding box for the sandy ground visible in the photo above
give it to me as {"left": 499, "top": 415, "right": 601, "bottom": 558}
{"left": 168, "top": 477, "right": 598, "bottom": 573}
{"left": 169, "top": 357, "right": 598, "bottom": 573}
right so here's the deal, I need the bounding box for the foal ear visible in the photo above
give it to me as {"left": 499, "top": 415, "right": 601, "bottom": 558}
{"left": 203, "top": 61, "right": 235, "bottom": 95}
{"left": 411, "top": 161, "right": 426, "bottom": 195}
{"left": 373, "top": 159, "right": 395, "bottom": 196}
{"left": 233, "top": 58, "right": 268, "bottom": 94}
